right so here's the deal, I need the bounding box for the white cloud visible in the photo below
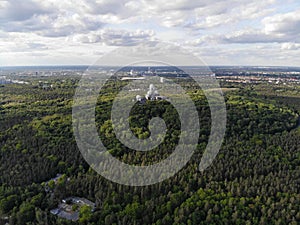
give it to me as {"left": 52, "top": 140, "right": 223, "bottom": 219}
{"left": 184, "top": 0, "right": 276, "bottom": 30}
{"left": 195, "top": 43, "right": 300, "bottom": 66}
{"left": 0, "top": 0, "right": 299, "bottom": 66}
{"left": 72, "top": 29, "right": 155, "bottom": 46}
{"left": 189, "top": 8, "right": 300, "bottom": 45}
{"left": 0, "top": 0, "right": 51, "bottom": 22}
{"left": 263, "top": 9, "right": 300, "bottom": 37}
{"left": 281, "top": 42, "right": 300, "bottom": 50}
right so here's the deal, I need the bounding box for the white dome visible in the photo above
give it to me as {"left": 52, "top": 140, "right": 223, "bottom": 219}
{"left": 136, "top": 95, "right": 142, "bottom": 101}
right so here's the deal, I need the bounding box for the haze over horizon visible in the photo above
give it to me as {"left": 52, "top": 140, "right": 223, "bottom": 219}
{"left": 0, "top": 0, "right": 299, "bottom": 67}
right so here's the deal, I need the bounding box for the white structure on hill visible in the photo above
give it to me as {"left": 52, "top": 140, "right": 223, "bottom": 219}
{"left": 145, "top": 84, "right": 159, "bottom": 100}
{"left": 136, "top": 84, "right": 167, "bottom": 103}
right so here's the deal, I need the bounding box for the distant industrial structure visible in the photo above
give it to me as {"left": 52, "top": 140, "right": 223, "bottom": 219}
{"left": 136, "top": 84, "right": 167, "bottom": 103}
{"left": 0, "top": 76, "right": 29, "bottom": 85}
{"left": 0, "top": 76, "right": 11, "bottom": 84}
{"left": 50, "top": 197, "right": 95, "bottom": 221}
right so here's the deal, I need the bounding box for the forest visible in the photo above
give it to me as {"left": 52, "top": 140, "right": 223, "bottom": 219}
{"left": 0, "top": 74, "right": 299, "bottom": 224}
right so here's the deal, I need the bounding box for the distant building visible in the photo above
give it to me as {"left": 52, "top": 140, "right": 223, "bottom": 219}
{"left": 142, "top": 67, "right": 156, "bottom": 76}
{"left": 50, "top": 197, "right": 95, "bottom": 221}
{"left": 0, "top": 76, "right": 11, "bottom": 85}
{"left": 136, "top": 95, "right": 146, "bottom": 104}
{"left": 50, "top": 205, "right": 79, "bottom": 221}
{"left": 145, "top": 84, "right": 159, "bottom": 100}
{"left": 62, "top": 197, "right": 95, "bottom": 210}
{"left": 136, "top": 84, "right": 168, "bottom": 103}
{"left": 121, "top": 77, "right": 145, "bottom": 81}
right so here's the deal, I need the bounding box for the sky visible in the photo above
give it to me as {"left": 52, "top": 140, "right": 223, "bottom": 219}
{"left": 0, "top": 0, "right": 299, "bottom": 66}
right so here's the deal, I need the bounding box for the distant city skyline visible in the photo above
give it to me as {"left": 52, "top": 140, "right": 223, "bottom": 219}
{"left": 0, "top": 0, "right": 299, "bottom": 66}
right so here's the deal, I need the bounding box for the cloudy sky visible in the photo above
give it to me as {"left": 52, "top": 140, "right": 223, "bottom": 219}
{"left": 0, "top": 0, "right": 299, "bottom": 66}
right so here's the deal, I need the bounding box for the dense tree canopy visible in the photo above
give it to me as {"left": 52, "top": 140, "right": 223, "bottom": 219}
{"left": 0, "top": 76, "right": 299, "bottom": 224}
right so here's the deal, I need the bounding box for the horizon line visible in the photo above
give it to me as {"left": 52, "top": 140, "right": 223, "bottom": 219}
{"left": 1, "top": 65, "right": 300, "bottom": 68}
